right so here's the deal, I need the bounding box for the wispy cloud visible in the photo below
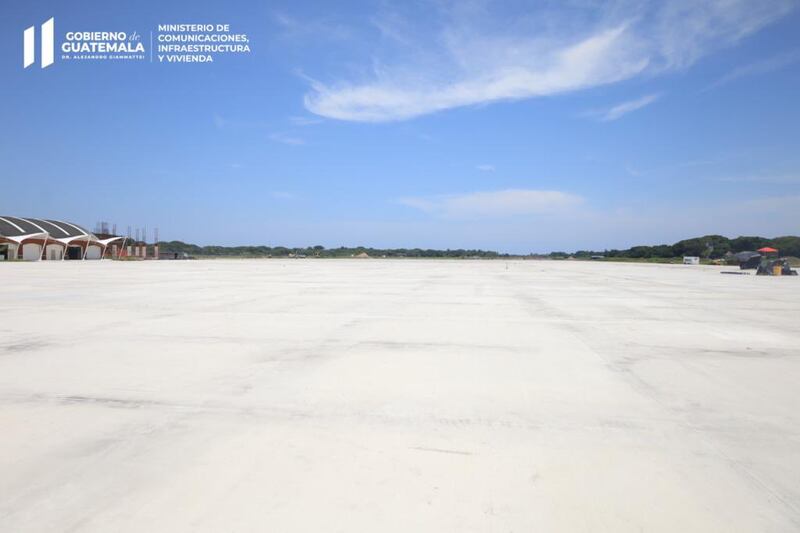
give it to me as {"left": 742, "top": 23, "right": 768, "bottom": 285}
{"left": 370, "top": 10, "right": 416, "bottom": 46}
{"left": 273, "top": 12, "right": 352, "bottom": 42}
{"left": 289, "top": 115, "right": 323, "bottom": 126}
{"left": 710, "top": 174, "right": 800, "bottom": 184}
{"left": 303, "top": 1, "right": 794, "bottom": 122}
{"left": 588, "top": 93, "right": 661, "bottom": 122}
{"left": 213, "top": 114, "right": 269, "bottom": 131}
{"left": 704, "top": 48, "right": 800, "bottom": 91}
{"left": 625, "top": 164, "right": 643, "bottom": 177}
{"left": 305, "top": 24, "right": 647, "bottom": 122}
{"left": 213, "top": 114, "right": 228, "bottom": 129}
{"left": 271, "top": 191, "right": 296, "bottom": 200}
{"left": 476, "top": 164, "right": 495, "bottom": 172}
{"left": 398, "top": 189, "right": 584, "bottom": 218}
{"left": 269, "top": 132, "right": 306, "bottom": 146}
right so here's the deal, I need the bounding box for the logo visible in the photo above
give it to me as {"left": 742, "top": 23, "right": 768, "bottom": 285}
{"left": 24, "top": 17, "right": 54, "bottom": 69}
{"left": 20, "top": 18, "right": 251, "bottom": 70}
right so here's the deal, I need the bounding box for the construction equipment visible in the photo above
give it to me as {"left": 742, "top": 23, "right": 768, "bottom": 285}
{"left": 735, "top": 251, "right": 761, "bottom": 270}
{"left": 756, "top": 258, "right": 798, "bottom": 276}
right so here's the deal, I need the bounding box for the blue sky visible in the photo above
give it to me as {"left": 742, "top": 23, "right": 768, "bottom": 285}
{"left": 2, "top": 0, "right": 799, "bottom": 252}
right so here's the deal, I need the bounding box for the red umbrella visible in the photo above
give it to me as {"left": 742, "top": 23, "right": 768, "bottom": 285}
{"left": 757, "top": 247, "right": 778, "bottom": 253}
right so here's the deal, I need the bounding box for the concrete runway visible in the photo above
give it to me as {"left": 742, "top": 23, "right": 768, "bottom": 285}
{"left": 1, "top": 259, "right": 799, "bottom": 532}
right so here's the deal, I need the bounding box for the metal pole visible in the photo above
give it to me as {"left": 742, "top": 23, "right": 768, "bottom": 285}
{"left": 119, "top": 236, "right": 128, "bottom": 260}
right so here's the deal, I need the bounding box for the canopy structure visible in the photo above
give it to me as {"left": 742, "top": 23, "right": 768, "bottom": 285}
{"left": 734, "top": 251, "right": 761, "bottom": 261}
{"left": 757, "top": 247, "right": 778, "bottom": 253}
{"left": 0, "top": 215, "right": 121, "bottom": 260}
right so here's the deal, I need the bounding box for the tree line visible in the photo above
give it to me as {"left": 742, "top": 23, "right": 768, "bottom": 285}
{"left": 550, "top": 235, "right": 800, "bottom": 260}
{"left": 158, "top": 241, "right": 508, "bottom": 258}
{"left": 158, "top": 234, "right": 800, "bottom": 260}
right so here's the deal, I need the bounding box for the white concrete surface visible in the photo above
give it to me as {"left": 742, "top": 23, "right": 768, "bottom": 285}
{"left": 1, "top": 259, "right": 799, "bottom": 532}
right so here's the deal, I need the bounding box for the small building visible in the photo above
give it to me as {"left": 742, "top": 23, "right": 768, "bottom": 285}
{"left": 158, "top": 251, "right": 191, "bottom": 260}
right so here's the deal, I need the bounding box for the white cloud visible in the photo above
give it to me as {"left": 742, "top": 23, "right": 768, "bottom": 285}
{"left": 398, "top": 189, "right": 584, "bottom": 218}
{"left": 590, "top": 93, "right": 661, "bottom": 121}
{"left": 704, "top": 48, "right": 800, "bottom": 91}
{"left": 476, "top": 164, "right": 495, "bottom": 172}
{"left": 303, "top": 1, "right": 794, "bottom": 122}
{"left": 305, "top": 25, "right": 647, "bottom": 122}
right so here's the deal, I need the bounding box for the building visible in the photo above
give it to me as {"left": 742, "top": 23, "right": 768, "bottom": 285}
{"left": 0, "top": 216, "right": 124, "bottom": 261}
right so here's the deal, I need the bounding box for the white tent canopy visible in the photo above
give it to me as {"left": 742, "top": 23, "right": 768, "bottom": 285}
{"left": 0, "top": 216, "right": 123, "bottom": 261}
